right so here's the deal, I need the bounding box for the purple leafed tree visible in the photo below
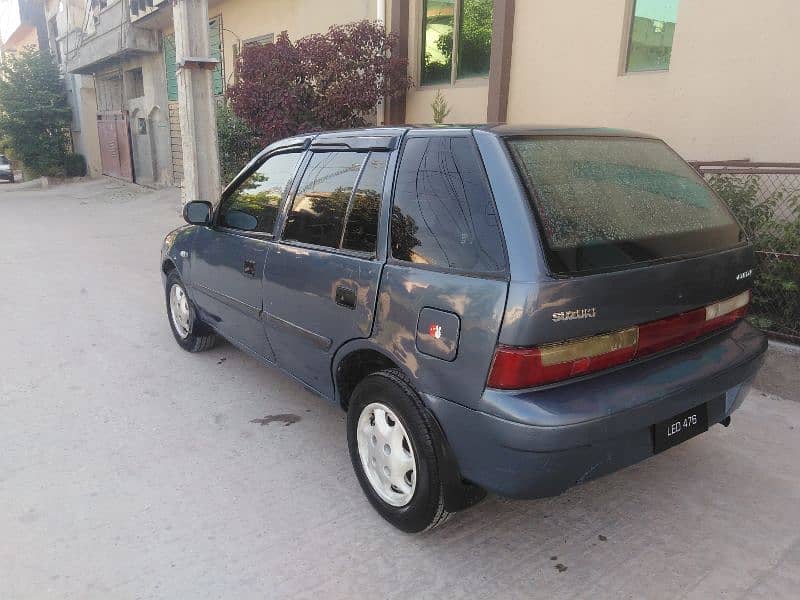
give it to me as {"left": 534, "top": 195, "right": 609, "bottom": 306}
{"left": 227, "top": 21, "right": 412, "bottom": 147}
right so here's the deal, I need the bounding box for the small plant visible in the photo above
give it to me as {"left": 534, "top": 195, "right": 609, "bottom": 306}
{"left": 431, "top": 90, "right": 451, "bottom": 124}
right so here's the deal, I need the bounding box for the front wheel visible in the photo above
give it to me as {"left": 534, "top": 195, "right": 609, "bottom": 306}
{"left": 165, "top": 270, "right": 216, "bottom": 352}
{"left": 347, "top": 369, "right": 454, "bottom": 532}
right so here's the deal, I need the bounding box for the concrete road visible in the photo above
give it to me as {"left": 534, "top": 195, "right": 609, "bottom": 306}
{"left": 1, "top": 179, "right": 799, "bottom": 600}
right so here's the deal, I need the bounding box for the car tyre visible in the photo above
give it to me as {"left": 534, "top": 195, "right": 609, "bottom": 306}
{"left": 165, "top": 270, "right": 217, "bottom": 352}
{"left": 347, "top": 369, "right": 454, "bottom": 533}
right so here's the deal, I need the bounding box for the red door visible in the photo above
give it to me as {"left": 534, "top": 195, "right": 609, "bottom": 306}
{"left": 97, "top": 112, "right": 134, "bottom": 182}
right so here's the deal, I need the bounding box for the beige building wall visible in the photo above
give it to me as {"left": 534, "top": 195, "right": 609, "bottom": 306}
{"left": 507, "top": 0, "right": 800, "bottom": 162}
{"left": 120, "top": 52, "right": 173, "bottom": 186}
{"left": 209, "top": 0, "right": 378, "bottom": 89}
{"left": 76, "top": 81, "right": 102, "bottom": 176}
{"left": 3, "top": 24, "right": 39, "bottom": 51}
{"left": 404, "top": 82, "right": 488, "bottom": 125}
{"left": 402, "top": 0, "right": 489, "bottom": 124}
{"left": 14, "top": 26, "right": 38, "bottom": 49}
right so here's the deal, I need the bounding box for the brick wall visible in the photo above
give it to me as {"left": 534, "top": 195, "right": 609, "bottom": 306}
{"left": 168, "top": 101, "right": 183, "bottom": 187}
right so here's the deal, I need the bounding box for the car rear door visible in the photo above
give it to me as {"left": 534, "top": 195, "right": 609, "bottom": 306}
{"left": 495, "top": 133, "right": 755, "bottom": 351}
{"left": 261, "top": 136, "right": 396, "bottom": 396}
{"left": 369, "top": 131, "right": 511, "bottom": 408}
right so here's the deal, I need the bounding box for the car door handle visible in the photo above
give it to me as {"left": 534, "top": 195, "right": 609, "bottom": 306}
{"left": 243, "top": 260, "right": 256, "bottom": 277}
{"left": 335, "top": 286, "right": 356, "bottom": 310}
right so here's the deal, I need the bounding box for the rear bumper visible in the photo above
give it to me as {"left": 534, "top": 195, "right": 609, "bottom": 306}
{"left": 424, "top": 321, "right": 767, "bottom": 499}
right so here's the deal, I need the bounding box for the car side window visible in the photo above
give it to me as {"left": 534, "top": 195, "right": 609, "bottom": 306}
{"left": 341, "top": 153, "right": 389, "bottom": 253}
{"left": 283, "top": 151, "right": 373, "bottom": 250}
{"left": 391, "top": 136, "right": 507, "bottom": 273}
{"left": 217, "top": 152, "right": 301, "bottom": 233}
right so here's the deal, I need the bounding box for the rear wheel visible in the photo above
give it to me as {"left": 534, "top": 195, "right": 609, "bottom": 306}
{"left": 165, "top": 270, "right": 216, "bottom": 352}
{"left": 347, "top": 369, "right": 454, "bottom": 532}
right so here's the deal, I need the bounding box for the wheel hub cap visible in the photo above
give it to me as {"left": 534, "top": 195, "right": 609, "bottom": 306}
{"left": 169, "top": 283, "right": 192, "bottom": 339}
{"left": 356, "top": 402, "right": 417, "bottom": 507}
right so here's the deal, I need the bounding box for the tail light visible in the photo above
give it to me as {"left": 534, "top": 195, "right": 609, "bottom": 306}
{"left": 488, "top": 290, "right": 750, "bottom": 390}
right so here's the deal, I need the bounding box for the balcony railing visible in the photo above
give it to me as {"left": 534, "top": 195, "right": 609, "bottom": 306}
{"left": 129, "top": 0, "right": 171, "bottom": 23}
{"left": 66, "top": 1, "right": 159, "bottom": 74}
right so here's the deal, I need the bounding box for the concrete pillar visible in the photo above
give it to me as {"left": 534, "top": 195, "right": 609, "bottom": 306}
{"left": 172, "top": 0, "right": 221, "bottom": 204}
{"left": 487, "top": 0, "right": 515, "bottom": 123}
{"left": 388, "top": 0, "right": 409, "bottom": 125}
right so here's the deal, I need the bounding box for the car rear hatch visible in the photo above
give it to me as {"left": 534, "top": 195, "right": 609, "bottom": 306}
{"left": 490, "top": 134, "right": 755, "bottom": 389}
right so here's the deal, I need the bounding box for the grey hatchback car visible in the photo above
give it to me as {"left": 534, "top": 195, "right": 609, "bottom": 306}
{"left": 161, "top": 126, "right": 766, "bottom": 532}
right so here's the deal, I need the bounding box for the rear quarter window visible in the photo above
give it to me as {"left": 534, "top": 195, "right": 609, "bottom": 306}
{"left": 391, "top": 136, "right": 507, "bottom": 274}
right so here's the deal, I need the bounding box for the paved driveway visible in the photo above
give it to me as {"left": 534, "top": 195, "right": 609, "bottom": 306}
{"left": 1, "top": 179, "right": 799, "bottom": 599}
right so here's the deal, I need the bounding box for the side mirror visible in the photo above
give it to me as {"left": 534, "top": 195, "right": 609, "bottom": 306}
{"left": 183, "top": 201, "right": 212, "bottom": 225}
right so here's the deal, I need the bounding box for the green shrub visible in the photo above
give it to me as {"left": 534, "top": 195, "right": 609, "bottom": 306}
{"left": 64, "top": 153, "right": 87, "bottom": 177}
{"left": 216, "top": 101, "right": 261, "bottom": 187}
{"left": 709, "top": 174, "right": 800, "bottom": 335}
{"left": 0, "top": 48, "right": 73, "bottom": 177}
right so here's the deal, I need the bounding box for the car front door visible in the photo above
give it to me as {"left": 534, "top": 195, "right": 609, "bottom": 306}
{"left": 262, "top": 145, "right": 393, "bottom": 396}
{"left": 189, "top": 149, "right": 304, "bottom": 361}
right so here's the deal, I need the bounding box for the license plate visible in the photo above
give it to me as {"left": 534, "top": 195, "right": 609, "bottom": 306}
{"left": 653, "top": 403, "right": 709, "bottom": 453}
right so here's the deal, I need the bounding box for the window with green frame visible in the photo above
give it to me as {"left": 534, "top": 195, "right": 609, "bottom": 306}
{"left": 164, "top": 17, "right": 224, "bottom": 101}
{"left": 626, "top": 0, "right": 679, "bottom": 72}
{"left": 421, "top": 0, "right": 493, "bottom": 86}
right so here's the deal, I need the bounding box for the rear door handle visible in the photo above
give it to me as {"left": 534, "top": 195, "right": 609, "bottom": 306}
{"left": 335, "top": 286, "right": 356, "bottom": 309}
{"left": 243, "top": 260, "right": 256, "bottom": 277}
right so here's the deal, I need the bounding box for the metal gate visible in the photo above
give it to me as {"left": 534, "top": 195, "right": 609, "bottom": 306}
{"left": 97, "top": 112, "right": 134, "bottom": 182}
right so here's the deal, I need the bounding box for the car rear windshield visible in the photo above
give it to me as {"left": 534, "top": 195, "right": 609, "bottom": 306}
{"left": 0, "top": 155, "right": 9, "bottom": 165}
{"left": 507, "top": 136, "right": 743, "bottom": 275}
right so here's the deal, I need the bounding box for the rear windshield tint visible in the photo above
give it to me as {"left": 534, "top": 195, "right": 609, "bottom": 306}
{"left": 0, "top": 156, "right": 9, "bottom": 165}
{"left": 507, "top": 137, "right": 743, "bottom": 275}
